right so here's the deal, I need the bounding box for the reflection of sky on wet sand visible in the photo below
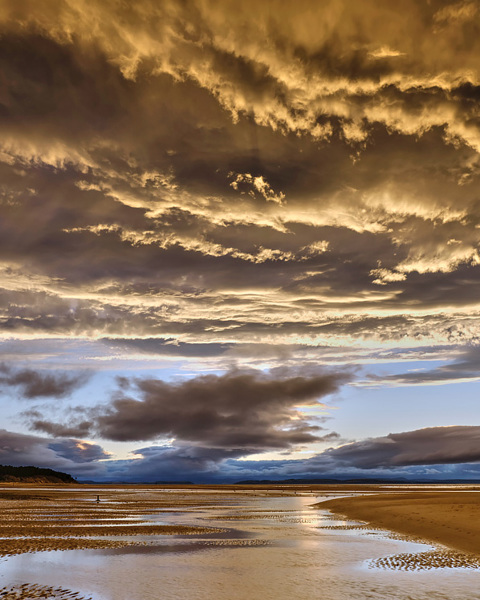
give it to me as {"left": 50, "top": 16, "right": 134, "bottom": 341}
{"left": 2, "top": 491, "right": 480, "bottom": 600}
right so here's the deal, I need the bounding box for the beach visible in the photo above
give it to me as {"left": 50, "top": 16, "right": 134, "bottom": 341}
{"left": 321, "top": 489, "right": 480, "bottom": 555}
{"left": 0, "top": 484, "right": 234, "bottom": 600}
{"left": 2, "top": 485, "right": 480, "bottom": 599}
{"left": 0, "top": 485, "right": 227, "bottom": 559}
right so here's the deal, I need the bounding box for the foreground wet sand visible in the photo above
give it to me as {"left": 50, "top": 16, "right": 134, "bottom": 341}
{"left": 0, "top": 583, "right": 93, "bottom": 600}
{"left": 0, "top": 485, "right": 229, "bottom": 559}
{"left": 0, "top": 484, "right": 241, "bottom": 599}
{"left": 321, "top": 490, "right": 480, "bottom": 555}
{"left": 2, "top": 484, "right": 480, "bottom": 599}
{"left": 0, "top": 484, "right": 298, "bottom": 599}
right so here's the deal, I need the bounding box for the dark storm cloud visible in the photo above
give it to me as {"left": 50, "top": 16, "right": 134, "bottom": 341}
{"left": 2, "top": 0, "right": 480, "bottom": 484}
{"left": 28, "top": 415, "right": 93, "bottom": 439}
{"left": 0, "top": 363, "right": 90, "bottom": 399}
{"left": 3, "top": 278, "right": 480, "bottom": 345}
{"left": 94, "top": 425, "right": 480, "bottom": 483}
{"left": 48, "top": 439, "right": 108, "bottom": 463}
{"left": 215, "top": 424, "right": 480, "bottom": 480}
{"left": 6, "top": 0, "right": 474, "bottom": 147}
{"left": 0, "top": 429, "right": 109, "bottom": 477}
{"left": 91, "top": 433, "right": 352, "bottom": 483}
{"left": 111, "top": 445, "right": 249, "bottom": 483}
{"left": 0, "top": 0, "right": 479, "bottom": 346}
{"left": 317, "top": 426, "right": 480, "bottom": 468}
{"left": 27, "top": 368, "right": 348, "bottom": 450}
{"left": 225, "top": 424, "right": 480, "bottom": 478}
{"left": 94, "top": 368, "right": 348, "bottom": 446}
{"left": 11, "top": 421, "right": 480, "bottom": 482}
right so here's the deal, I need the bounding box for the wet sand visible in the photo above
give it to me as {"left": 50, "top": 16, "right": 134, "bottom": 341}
{"left": 2, "top": 484, "right": 480, "bottom": 598}
{"left": 321, "top": 490, "right": 480, "bottom": 555}
{"left": 0, "top": 583, "right": 93, "bottom": 600}
{"left": 0, "top": 485, "right": 226, "bottom": 560}
{"left": 0, "top": 485, "right": 237, "bottom": 599}
{"left": 0, "top": 484, "right": 296, "bottom": 599}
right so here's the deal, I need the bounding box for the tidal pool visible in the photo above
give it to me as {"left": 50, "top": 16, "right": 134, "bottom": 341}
{"left": 1, "top": 490, "right": 480, "bottom": 600}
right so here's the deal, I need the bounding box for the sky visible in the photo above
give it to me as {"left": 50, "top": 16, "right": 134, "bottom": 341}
{"left": 1, "top": 0, "right": 480, "bottom": 482}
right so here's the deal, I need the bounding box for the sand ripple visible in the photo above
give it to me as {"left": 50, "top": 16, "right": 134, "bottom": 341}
{"left": 370, "top": 550, "right": 480, "bottom": 571}
{"left": 0, "top": 583, "right": 92, "bottom": 599}
{"left": 0, "top": 488, "right": 228, "bottom": 560}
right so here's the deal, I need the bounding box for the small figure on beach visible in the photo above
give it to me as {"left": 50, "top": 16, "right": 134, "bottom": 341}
{"left": 96, "top": 495, "right": 100, "bottom": 502}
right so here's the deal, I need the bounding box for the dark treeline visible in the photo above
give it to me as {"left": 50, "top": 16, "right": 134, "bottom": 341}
{"left": 0, "top": 465, "right": 76, "bottom": 483}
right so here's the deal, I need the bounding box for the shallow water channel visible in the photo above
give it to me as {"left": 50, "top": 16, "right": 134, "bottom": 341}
{"left": 2, "top": 490, "right": 480, "bottom": 600}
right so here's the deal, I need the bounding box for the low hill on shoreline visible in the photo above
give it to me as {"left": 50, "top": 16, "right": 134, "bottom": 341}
{"left": 0, "top": 465, "right": 76, "bottom": 484}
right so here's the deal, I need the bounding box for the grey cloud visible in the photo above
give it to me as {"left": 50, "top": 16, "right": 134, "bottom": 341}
{"left": 0, "top": 363, "right": 90, "bottom": 399}
{"left": 93, "top": 368, "right": 348, "bottom": 446}
{"left": 2, "top": 0, "right": 480, "bottom": 493}
{"left": 3, "top": 277, "right": 480, "bottom": 348}
{"left": 94, "top": 425, "right": 480, "bottom": 483}
{"left": 114, "top": 445, "right": 247, "bottom": 483}
{"left": 0, "top": 429, "right": 109, "bottom": 478}
{"left": 48, "top": 439, "right": 109, "bottom": 463}
{"left": 0, "top": 8, "right": 479, "bottom": 341}
{"left": 221, "top": 425, "right": 480, "bottom": 480}
{"left": 3, "top": 0, "right": 480, "bottom": 488}
{"left": 94, "top": 436, "right": 351, "bottom": 483}
{"left": 318, "top": 426, "right": 480, "bottom": 469}
{"left": 101, "top": 338, "right": 233, "bottom": 357}
{"left": 367, "top": 345, "right": 480, "bottom": 386}
{"left": 10, "top": 421, "right": 479, "bottom": 483}
{"left": 29, "top": 417, "right": 93, "bottom": 439}
{"left": 22, "top": 367, "right": 348, "bottom": 453}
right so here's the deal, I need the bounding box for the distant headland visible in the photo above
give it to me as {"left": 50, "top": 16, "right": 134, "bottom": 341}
{"left": 0, "top": 465, "right": 76, "bottom": 484}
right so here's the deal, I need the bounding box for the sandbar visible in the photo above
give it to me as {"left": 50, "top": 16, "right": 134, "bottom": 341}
{"left": 320, "top": 490, "right": 480, "bottom": 555}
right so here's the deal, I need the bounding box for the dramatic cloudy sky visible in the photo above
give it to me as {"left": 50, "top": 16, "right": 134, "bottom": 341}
{"left": 1, "top": 0, "right": 480, "bottom": 482}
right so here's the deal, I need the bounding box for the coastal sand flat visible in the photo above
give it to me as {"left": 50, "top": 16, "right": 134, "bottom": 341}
{"left": 320, "top": 491, "right": 480, "bottom": 555}
{"left": 0, "top": 485, "right": 229, "bottom": 559}
{"left": 2, "top": 485, "right": 480, "bottom": 597}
